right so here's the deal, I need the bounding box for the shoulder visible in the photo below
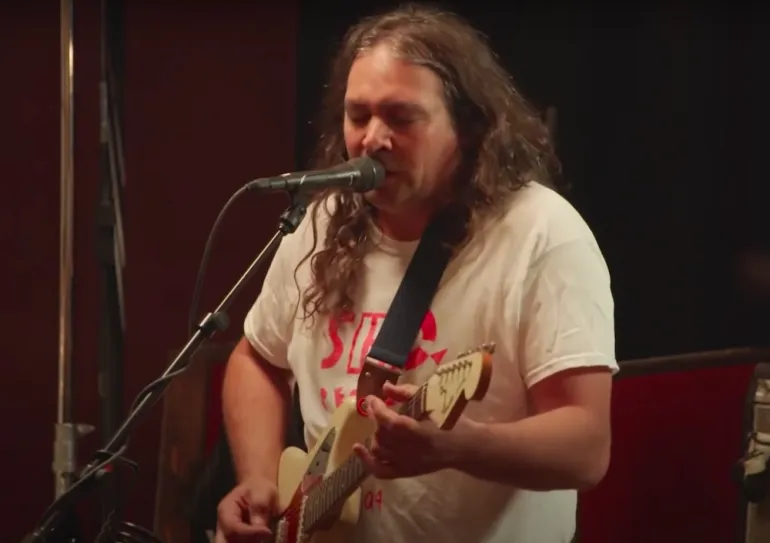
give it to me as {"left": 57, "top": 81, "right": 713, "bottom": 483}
{"left": 500, "top": 181, "right": 598, "bottom": 252}
{"left": 479, "top": 182, "right": 611, "bottom": 289}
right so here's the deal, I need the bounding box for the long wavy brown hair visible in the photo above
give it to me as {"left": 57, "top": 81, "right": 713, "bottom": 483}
{"left": 297, "top": 4, "right": 562, "bottom": 323}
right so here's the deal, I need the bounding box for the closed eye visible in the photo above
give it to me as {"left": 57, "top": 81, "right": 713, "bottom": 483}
{"left": 344, "top": 99, "right": 427, "bottom": 128}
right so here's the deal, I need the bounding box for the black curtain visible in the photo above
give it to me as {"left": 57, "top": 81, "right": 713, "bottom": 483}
{"left": 295, "top": 1, "right": 768, "bottom": 360}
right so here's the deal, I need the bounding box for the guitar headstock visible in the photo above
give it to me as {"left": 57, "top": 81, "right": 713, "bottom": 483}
{"left": 420, "top": 343, "right": 494, "bottom": 430}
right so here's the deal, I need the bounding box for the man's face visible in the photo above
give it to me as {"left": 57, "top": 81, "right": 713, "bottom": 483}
{"left": 343, "top": 45, "right": 460, "bottom": 215}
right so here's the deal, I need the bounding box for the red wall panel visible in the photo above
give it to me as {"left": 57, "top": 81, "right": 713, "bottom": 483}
{"left": 580, "top": 364, "right": 755, "bottom": 542}
{"left": 0, "top": 3, "right": 297, "bottom": 539}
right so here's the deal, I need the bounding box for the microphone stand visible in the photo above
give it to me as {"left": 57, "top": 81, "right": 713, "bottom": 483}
{"left": 24, "top": 194, "right": 308, "bottom": 542}
{"left": 96, "top": 0, "right": 127, "bottom": 529}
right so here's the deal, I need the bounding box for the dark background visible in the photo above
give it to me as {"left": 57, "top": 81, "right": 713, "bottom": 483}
{"left": 296, "top": 1, "right": 769, "bottom": 359}
{"left": 1, "top": 1, "right": 767, "bottom": 542}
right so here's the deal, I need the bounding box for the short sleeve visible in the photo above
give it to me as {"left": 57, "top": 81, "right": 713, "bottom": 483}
{"left": 517, "top": 238, "right": 618, "bottom": 388}
{"left": 243, "top": 236, "right": 300, "bottom": 370}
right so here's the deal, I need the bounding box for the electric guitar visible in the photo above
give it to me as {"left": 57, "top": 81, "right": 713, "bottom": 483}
{"left": 269, "top": 343, "right": 495, "bottom": 543}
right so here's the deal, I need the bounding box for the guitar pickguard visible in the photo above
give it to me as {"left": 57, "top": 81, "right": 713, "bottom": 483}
{"left": 301, "top": 428, "right": 335, "bottom": 492}
{"left": 271, "top": 345, "right": 495, "bottom": 542}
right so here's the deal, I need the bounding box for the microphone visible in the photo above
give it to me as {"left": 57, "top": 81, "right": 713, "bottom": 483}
{"left": 246, "top": 156, "right": 385, "bottom": 194}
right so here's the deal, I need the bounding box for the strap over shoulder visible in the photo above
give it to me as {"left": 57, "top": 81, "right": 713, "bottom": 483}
{"left": 355, "top": 216, "right": 453, "bottom": 404}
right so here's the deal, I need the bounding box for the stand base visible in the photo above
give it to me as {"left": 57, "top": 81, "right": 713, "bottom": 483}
{"left": 21, "top": 509, "right": 83, "bottom": 543}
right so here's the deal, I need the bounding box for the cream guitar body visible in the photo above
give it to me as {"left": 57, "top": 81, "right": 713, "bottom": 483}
{"left": 268, "top": 344, "right": 495, "bottom": 543}
{"left": 273, "top": 398, "right": 373, "bottom": 543}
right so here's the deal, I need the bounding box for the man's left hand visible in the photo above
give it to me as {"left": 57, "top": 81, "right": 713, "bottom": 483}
{"left": 352, "top": 381, "right": 468, "bottom": 479}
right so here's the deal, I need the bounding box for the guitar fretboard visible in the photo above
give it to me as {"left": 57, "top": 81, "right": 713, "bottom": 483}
{"left": 302, "top": 386, "right": 427, "bottom": 530}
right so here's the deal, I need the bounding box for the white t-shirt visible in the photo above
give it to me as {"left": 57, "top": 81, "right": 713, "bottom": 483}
{"left": 244, "top": 181, "right": 618, "bottom": 543}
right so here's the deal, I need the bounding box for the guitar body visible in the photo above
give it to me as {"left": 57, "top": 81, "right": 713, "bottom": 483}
{"left": 270, "top": 344, "right": 494, "bottom": 543}
{"left": 274, "top": 398, "right": 375, "bottom": 543}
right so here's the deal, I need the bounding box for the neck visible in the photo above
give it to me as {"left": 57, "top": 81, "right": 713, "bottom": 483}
{"left": 302, "top": 388, "right": 427, "bottom": 532}
{"left": 375, "top": 209, "right": 431, "bottom": 242}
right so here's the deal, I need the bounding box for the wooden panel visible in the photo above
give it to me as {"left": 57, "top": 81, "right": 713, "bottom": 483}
{"left": 153, "top": 342, "right": 234, "bottom": 543}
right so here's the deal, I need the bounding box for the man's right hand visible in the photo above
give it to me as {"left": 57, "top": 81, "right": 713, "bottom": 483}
{"left": 215, "top": 477, "right": 277, "bottom": 543}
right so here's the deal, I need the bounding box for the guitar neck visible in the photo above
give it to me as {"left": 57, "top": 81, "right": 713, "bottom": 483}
{"left": 302, "top": 385, "right": 428, "bottom": 531}
{"left": 299, "top": 342, "right": 494, "bottom": 533}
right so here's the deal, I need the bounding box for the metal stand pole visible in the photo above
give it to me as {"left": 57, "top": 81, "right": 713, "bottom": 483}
{"left": 96, "top": 0, "right": 127, "bottom": 523}
{"left": 54, "top": 0, "right": 93, "bottom": 501}
{"left": 97, "top": 0, "right": 126, "bottom": 448}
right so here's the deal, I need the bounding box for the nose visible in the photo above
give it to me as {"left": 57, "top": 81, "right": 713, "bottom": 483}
{"left": 361, "top": 118, "right": 392, "bottom": 155}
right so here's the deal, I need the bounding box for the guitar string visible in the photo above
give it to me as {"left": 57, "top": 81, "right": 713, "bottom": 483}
{"left": 275, "top": 386, "right": 426, "bottom": 529}
{"left": 274, "top": 355, "right": 479, "bottom": 530}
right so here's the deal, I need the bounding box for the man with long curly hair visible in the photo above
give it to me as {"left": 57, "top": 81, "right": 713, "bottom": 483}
{"left": 216, "top": 4, "right": 617, "bottom": 542}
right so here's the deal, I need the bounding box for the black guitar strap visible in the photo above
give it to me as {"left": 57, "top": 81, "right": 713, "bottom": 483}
{"left": 356, "top": 216, "right": 452, "bottom": 402}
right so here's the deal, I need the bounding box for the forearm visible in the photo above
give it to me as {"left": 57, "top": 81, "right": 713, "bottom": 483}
{"left": 222, "top": 337, "right": 292, "bottom": 484}
{"left": 450, "top": 406, "right": 610, "bottom": 491}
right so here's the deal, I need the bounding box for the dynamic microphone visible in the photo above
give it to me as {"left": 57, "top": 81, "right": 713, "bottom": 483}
{"left": 245, "top": 156, "right": 385, "bottom": 194}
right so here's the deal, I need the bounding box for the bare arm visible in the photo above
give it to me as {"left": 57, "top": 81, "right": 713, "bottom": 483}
{"left": 448, "top": 367, "right": 612, "bottom": 491}
{"left": 222, "top": 336, "right": 293, "bottom": 484}
{"left": 447, "top": 238, "right": 616, "bottom": 491}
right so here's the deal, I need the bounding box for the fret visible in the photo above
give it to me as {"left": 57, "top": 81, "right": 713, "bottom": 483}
{"left": 336, "top": 469, "right": 344, "bottom": 504}
{"left": 343, "top": 456, "right": 358, "bottom": 489}
{"left": 305, "top": 492, "right": 315, "bottom": 527}
{"left": 314, "top": 482, "right": 326, "bottom": 526}
{"left": 310, "top": 485, "right": 321, "bottom": 526}
{"left": 397, "top": 385, "right": 425, "bottom": 419}
{"left": 411, "top": 387, "right": 424, "bottom": 418}
{"left": 304, "top": 491, "right": 316, "bottom": 528}
{"left": 328, "top": 462, "right": 345, "bottom": 502}
{"left": 414, "top": 388, "right": 425, "bottom": 419}
{"left": 305, "top": 492, "right": 315, "bottom": 517}
{"left": 302, "top": 346, "right": 494, "bottom": 536}
{"left": 322, "top": 476, "right": 333, "bottom": 516}
{"left": 330, "top": 470, "right": 337, "bottom": 502}
{"left": 306, "top": 388, "right": 431, "bottom": 532}
{"left": 342, "top": 457, "right": 353, "bottom": 488}
{"left": 350, "top": 454, "right": 363, "bottom": 483}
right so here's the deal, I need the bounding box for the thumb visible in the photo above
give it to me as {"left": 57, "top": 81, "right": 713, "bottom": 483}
{"left": 383, "top": 381, "right": 419, "bottom": 402}
{"left": 249, "top": 507, "right": 271, "bottom": 524}
{"left": 246, "top": 484, "right": 276, "bottom": 533}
